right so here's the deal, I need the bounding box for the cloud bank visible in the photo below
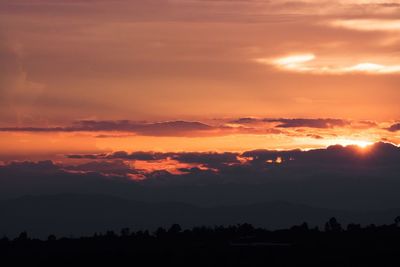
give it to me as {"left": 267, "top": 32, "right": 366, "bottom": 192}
{"left": 2, "top": 142, "right": 400, "bottom": 209}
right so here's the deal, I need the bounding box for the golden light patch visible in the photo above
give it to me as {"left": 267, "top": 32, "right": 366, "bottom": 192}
{"left": 330, "top": 19, "right": 400, "bottom": 32}
{"left": 257, "top": 54, "right": 400, "bottom": 74}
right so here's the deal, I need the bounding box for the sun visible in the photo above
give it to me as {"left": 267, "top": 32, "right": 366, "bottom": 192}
{"left": 339, "top": 139, "right": 374, "bottom": 149}
{"left": 324, "top": 138, "right": 374, "bottom": 149}
{"left": 349, "top": 140, "right": 373, "bottom": 149}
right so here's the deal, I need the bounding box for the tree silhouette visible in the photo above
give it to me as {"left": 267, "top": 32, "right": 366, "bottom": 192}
{"left": 347, "top": 223, "right": 361, "bottom": 231}
{"left": 155, "top": 227, "right": 167, "bottom": 238}
{"left": 1, "top": 222, "right": 400, "bottom": 266}
{"left": 395, "top": 216, "right": 400, "bottom": 227}
{"left": 325, "top": 217, "right": 342, "bottom": 232}
{"left": 47, "top": 234, "right": 57, "bottom": 241}
{"left": 120, "top": 228, "right": 130, "bottom": 237}
{"left": 168, "top": 224, "right": 182, "bottom": 235}
{"left": 15, "top": 231, "right": 29, "bottom": 242}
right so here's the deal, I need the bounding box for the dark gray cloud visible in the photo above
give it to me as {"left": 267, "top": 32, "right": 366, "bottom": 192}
{"left": 0, "top": 120, "right": 213, "bottom": 136}
{"left": 387, "top": 123, "right": 400, "bottom": 132}
{"left": 229, "top": 117, "right": 260, "bottom": 124}
{"left": 63, "top": 160, "right": 138, "bottom": 176}
{"left": 66, "top": 142, "right": 400, "bottom": 170}
{"left": 109, "top": 151, "right": 172, "bottom": 161}
{"left": 263, "top": 118, "right": 350, "bottom": 128}
{"left": 67, "top": 154, "right": 107, "bottom": 159}
{"left": 230, "top": 117, "right": 357, "bottom": 130}
{"left": 3, "top": 142, "right": 400, "bottom": 210}
{"left": 243, "top": 142, "right": 400, "bottom": 165}
{"left": 67, "top": 151, "right": 240, "bottom": 168}
{"left": 0, "top": 119, "right": 288, "bottom": 137}
{"left": 172, "top": 152, "right": 240, "bottom": 168}
{"left": 0, "top": 118, "right": 388, "bottom": 139}
{"left": 67, "top": 151, "right": 170, "bottom": 161}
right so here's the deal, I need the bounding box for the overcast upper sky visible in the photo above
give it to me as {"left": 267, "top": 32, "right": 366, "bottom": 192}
{"left": 1, "top": 0, "right": 399, "bottom": 158}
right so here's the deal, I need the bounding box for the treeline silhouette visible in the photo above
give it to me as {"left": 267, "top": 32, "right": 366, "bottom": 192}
{"left": 2, "top": 217, "right": 400, "bottom": 266}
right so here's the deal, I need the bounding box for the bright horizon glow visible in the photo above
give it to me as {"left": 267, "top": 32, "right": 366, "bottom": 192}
{"left": 324, "top": 139, "right": 374, "bottom": 149}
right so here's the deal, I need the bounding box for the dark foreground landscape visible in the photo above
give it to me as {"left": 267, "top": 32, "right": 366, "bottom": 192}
{"left": 2, "top": 194, "right": 400, "bottom": 266}
{"left": 3, "top": 218, "right": 400, "bottom": 266}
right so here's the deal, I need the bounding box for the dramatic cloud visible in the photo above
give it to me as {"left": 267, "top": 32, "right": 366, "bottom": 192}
{"left": 1, "top": 117, "right": 398, "bottom": 157}
{"left": 263, "top": 118, "right": 350, "bottom": 128}
{"left": 63, "top": 141, "right": 400, "bottom": 176}
{"left": 64, "top": 160, "right": 138, "bottom": 177}
{"left": 387, "top": 123, "right": 400, "bottom": 132}
{"left": 243, "top": 142, "right": 400, "bottom": 165}
{"left": 67, "top": 151, "right": 240, "bottom": 169}
{"left": 0, "top": 118, "right": 353, "bottom": 134}
{"left": 229, "top": 118, "right": 261, "bottom": 124}
{"left": 170, "top": 152, "right": 241, "bottom": 168}
{"left": 2, "top": 142, "right": 400, "bottom": 210}
{"left": 0, "top": 120, "right": 213, "bottom": 136}
{"left": 67, "top": 151, "right": 169, "bottom": 161}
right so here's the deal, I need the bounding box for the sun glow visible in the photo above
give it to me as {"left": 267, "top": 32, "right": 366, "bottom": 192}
{"left": 349, "top": 140, "right": 374, "bottom": 148}
{"left": 330, "top": 19, "right": 400, "bottom": 32}
{"left": 273, "top": 54, "right": 316, "bottom": 66}
{"left": 257, "top": 54, "right": 400, "bottom": 74}
{"left": 325, "top": 139, "right": 374, "bottom": 148}
{"left": 345, "top": 63, "right": 400, "bottom": 74}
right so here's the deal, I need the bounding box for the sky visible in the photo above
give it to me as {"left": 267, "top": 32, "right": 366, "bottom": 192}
{"left": 0, "top": 0, "right": 400, "bottom": 193}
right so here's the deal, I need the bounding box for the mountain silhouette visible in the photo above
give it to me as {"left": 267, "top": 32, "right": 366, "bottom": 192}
{"left": 1, "top": 194, "right": 399, "bottom": 238}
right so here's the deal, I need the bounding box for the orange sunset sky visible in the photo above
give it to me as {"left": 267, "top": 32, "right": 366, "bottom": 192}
{"left": 1, "top": 0, "right": 400, "bottom": 161}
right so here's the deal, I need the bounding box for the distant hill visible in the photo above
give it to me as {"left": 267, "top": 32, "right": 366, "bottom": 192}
{"left": 0, "top": 194, "right": 399, "bottom": 238}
